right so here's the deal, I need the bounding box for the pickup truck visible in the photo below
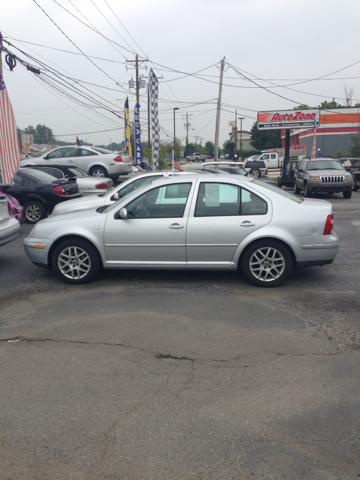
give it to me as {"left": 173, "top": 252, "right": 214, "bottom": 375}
{"left": 186, "top": 153, "right": 208, "bottom": 162}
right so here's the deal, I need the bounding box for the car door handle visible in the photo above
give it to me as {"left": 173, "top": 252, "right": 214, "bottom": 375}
{"left": 240, "top": 221, "right": 255, "bottom": 227}
{"left": 169, "top": 223, "right": 184, "bottom": 230}
{"left": 68, "top": 160, "right": 75, "bottom": 163}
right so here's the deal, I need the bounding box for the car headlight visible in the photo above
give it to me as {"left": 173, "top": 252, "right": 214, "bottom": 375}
{"left": 309, "top": 176, "right": 321, "bottom": 182}
{"left": 344, "top": 177, "right": 353, "bottom": 182}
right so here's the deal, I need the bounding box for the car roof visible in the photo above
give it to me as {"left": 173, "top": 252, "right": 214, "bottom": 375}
{"left": 200, "top": 161, "right": 245, "bottom": 166}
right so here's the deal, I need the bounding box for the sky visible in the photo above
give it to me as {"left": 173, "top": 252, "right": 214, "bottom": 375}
{"left": 1, "top": 0, "right": 360, "bottom": 149}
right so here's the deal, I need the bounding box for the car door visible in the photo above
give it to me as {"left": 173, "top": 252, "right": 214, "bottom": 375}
{"left": 186, "top": 181, "right": 271, "bottom": 265}
{"left": 295, "top": 160, "right": 306, "bottom": 187}
{"left": 104, "top": 181, "right": 195, "bottom": 265}
{"left": 77, "top": 148, "right": 98, "bottom": 172}
{"left": 5, "top": 173, "right": 29, "bottom": 205}
{"left": 46, "top": 147, "right": 79, "bottom": 167}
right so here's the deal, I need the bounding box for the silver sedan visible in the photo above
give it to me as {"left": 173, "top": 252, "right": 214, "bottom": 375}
{"left": 24, "top": 175, "right": 339, "bottom": 287}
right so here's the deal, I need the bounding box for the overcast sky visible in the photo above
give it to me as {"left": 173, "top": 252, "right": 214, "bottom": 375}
{"left": 1, "top": 0, "right": 360, "bottom": 148}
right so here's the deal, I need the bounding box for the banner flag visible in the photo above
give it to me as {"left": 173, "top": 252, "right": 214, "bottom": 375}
{"left": 76, "top": 136, "right": 81, "bottom": 146}
{"left": 149, "top": 69, "right": 160, "bottom": 170}
{"left": 311, "top": 117, "right": 317, "bottom": 158}
{"left": 0, "top": 32, "right": 20, "bottom": 184}
{"left": 134, "top": 103, "right": 142, "bottom": 165}
{"left": 173, "top": 154, "right": 183, "bottom": 171}
{"left": 124, "top": 97, "right": 133, "bottom": 162}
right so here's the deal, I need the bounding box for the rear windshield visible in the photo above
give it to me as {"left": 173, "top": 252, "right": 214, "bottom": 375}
{"left": 24, "top": 169, "right": 57, "bottom": 182}
{"left": 252, "top": 179, "right": 302, "bottom": 203}
{"left": 92, "top": 147, "right": 113, "bottom": 154}
{"left": 69, "top": 168, "right": 87, "bottom": 177}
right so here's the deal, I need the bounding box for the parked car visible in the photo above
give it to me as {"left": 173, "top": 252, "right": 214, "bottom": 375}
{"left": 245, "top": 155, "right": 260, "bottom": 162}
{"left": 186, "top": 153, "right": 208, "bottom": 162}
{"left": 242, "top": 160, "right": 268, "bottom": 178}
{"left": 294, "top": 158, "right": 353, "bottom": 198}
{"left": 338, "top": 158, "right": 360, "bottom": 171}
{"left": 0, "top": 190, "right": 24, "bottom": 222}
{"left": 277, "top": 160, "right": 300, "bottom": 188}
{"left": 20, "top": 145, "right": 132, "bottom": 180}
{"left": 2, "top": 168, "right": 82, "bottom": 223}
{"left": 0, "top": 193, "right": 20, "bottom": 247}
{"left": 21, "top": 165, "right": 114, "bottom": 196}
{"left": 352, "top": 171, "right": 360, "bottom": 191}
{"left": 51, "top": 171, "right": 198, "bottom": 216}
{"left": 24, "top": 175, "right": 339, "bottom": 287}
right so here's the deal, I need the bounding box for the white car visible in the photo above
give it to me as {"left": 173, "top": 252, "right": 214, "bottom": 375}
{"left": 0, "top": 194, "right": 20, "bottom": 247}
{"left": 21, "top": 145, "right": 132, "bottom": 180}
{"left": 51, "top": 171, "right": 198, "bottom": 216}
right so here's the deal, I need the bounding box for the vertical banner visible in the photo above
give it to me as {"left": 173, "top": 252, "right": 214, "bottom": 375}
{"left": 0, "top": 32, "right": 20, "bottom": 184}
{"left": 149, "top": 69, "right": 160, "bottom": 170}
{"left": 124, "top": 97, "right": 133, "bottom": 162}
{"left": 134, "top": 103, "right": 142, "bottom": 165}
{"left": 311, "top": 117, "right": 317, "bottom": 158}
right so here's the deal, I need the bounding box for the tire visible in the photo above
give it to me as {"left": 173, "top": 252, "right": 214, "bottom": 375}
{"left": 90, "top": 166, "right": 108, "bottom": 177}
{"left": 51, "top": 238, "right": 101, "bottom": 284}
{"left": 354, "top": 184, "right": 359, "bottom": 192}
{"left": 250, "top": 168, "right": 260, "bottom": 178}
{"left": 293, "top": 181, "right": 301, "bottom": 194}
{"left": 241, "top": 239, "right": 294, "bottom": 287}
{"left": 343, "top": 190, "right": 352, "bottom": 199}
{"left": 24, "top": 201, "right": 46, "bottom": 224}
{"left": 304, "top": 183, "right": 312, "bottom": 197}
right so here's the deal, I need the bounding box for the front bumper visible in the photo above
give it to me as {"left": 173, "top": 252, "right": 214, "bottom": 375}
{"left": 23, "top": 236, "right": 51, "bottom": 268}
{"left": 308, "top": 182, "right": 353, "bottom": 193}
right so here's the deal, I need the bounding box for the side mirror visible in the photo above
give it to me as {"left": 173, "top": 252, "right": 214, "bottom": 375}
{"left": 111, "top": 191, "right": 120, "bottom": 201}
{"left": 119, "top": 207, "right": 127, "bottom": 219}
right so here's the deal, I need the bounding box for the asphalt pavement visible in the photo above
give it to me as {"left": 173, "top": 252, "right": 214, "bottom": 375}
{"left": 1, "top": 190, "right": 359, "bottom": 480}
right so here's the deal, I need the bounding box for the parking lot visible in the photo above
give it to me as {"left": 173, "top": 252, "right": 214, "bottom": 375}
{"left": 1, "top": 190, "right": 360, "bottom": 480}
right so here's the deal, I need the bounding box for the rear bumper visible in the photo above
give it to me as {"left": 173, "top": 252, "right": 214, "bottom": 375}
{"left": 0, "top": 217, "right": 20, "bottom": 247}
{"left": 290, "top": 232, "right": 339, "bottom": 266}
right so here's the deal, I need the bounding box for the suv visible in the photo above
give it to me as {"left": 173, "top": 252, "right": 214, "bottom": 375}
{"left": 294, "top": 158, "right": 353, "bottom": 198}
{"left": 242, "top": 160, "right": 268, "bottom": 178}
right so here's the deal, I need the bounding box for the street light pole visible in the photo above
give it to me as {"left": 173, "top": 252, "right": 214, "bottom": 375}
{"left": 238, "top": 117, "right": 245, "bottom": 160}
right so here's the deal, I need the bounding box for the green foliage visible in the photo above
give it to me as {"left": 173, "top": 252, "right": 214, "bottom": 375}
{"left": 250, "top": 121, "right": 282, "bottom": 151}
{"left": 334, "top": 148, "right": 344, "bottom": 159}
{"left": 95, "top": 141, "right": 125, "bottom": 151}
{"left": 204, "top": 141, "right": 214, "bottom": 157}
{"left": 184, "top": 142, "right": 204, "bottom": 158}
{"left": 22, "top": 124, "right": 55, "bottom": 144}
{"left": 159, "top": 139, "right": 182, "bottom": 169}
{"left": 318, "top": 99, "right": 342, "bottom": 109}
{"left": 349, "top": 134, "right": 360, "bottom": 157}
{"left": 293, "top": 104, "right": 312, "bottom": 110}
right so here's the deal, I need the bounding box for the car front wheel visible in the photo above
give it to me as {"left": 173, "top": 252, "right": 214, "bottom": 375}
{"left": 293, "top": 181, "right": 301, "bottom": 194}
{"left": 304, "top": 183, "right": 312, "bottom": 197}
{"left": 90, "top": 166, "right": 108, "bottom": 177}
{"left": 52, "top": 239, "right": 101, "bottom": 284}
{"left": 24, "top": 201, "right": 46, "bottom": 223}
{"left": 343, "top": 190, "right": 352, "bottom": 199}
{"left": 241, "top": 240, "right": 294, "bottom": 287}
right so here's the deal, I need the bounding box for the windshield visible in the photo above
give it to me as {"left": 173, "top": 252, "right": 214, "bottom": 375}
{"left": 252, "top": 179, "right": 302, "bottom": 203}
{"left": 23, "top": 169, "right": 58, "bottom": 182}
{"left": 92, "top": 147, "right": 113, "bottom": 154}
{"left": 307, "top": 160, "right": 344, "bottom": 171}
{"left": 110, "top": 175, "right": 161, "bottom": 199}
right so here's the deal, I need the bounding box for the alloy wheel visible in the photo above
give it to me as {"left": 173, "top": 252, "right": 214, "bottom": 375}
{"left": 25, "top": 204, "right": 42, "bottom": 222}
{"left": 249, "top": 246, "right": 285, "bottom": 282}
{"left": 58, "top": 246, "right": 91, "bottom": 280}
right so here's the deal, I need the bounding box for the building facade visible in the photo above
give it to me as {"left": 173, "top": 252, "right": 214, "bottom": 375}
{"left": 281, "top": 107, "right": 360, "bottom": 157}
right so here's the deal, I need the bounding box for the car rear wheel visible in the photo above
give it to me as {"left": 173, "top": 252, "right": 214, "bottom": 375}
{"left": 90, "top": 166, "right": 108, "bottom": 178}
{"left": 52, "top": 239, "right": 101, "bottom": 284}
{"left": 293, "top": 181, "right": 301, "bottom": 194}
{"left": 250, "top": 168, "right": 260, "bottom": 178}
{"left": 241, "top": 240, "right": 294, "bottom": 287}
{"left": 343, "top": 190, "right": 352, "bottom": 199}
{"left": 304, "top": 183, "right": 312, "bottom": 197}
{"left": 24, "top": 201, "right": 46, "bottom": 223}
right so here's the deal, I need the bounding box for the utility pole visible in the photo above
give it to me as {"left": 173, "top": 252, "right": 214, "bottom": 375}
{"left": 126, "top": 55, "right": 148, "bottom": 149}
{"left": 214, "top": 57, "right": 225, "bottom": 161}
{"left": 238, "top": 117, "right": 245, "bottom": 159}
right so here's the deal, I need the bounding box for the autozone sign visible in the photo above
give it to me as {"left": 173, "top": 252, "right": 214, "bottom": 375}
{"left": 257, "top": 109, "right": 320, "bottom": 129}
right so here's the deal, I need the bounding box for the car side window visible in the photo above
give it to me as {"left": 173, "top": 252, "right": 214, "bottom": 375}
{"left": 262, "top": 154, "right": 270, "bottom": 160}
{"left": 126, "top": 183, "right": 192, "bottom": 219}
{"left": 40, "top": 168, "right": 63, "bottom": 179}
{"left": 47, "top": 149, "right": 65, "bottom": 159}
{"left": 271, "top": 154, "right": 276, "bottom": 159}
{"left": 241, "top": 189, "right": 267, "bottom": 215}
{"left": 8, "top": 174, "right": 24, "bottom": 187}
{"left": 195, "top": 183, "right": 241, "bottom": 216}
{"left": 79, "top": 149, "right": 96, "bottom": 157}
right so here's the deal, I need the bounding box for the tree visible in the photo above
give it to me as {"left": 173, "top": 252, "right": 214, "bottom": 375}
{"left": 293, "top": 104, "right": 312, "bottom": 110}
{"left": 349, "top": 134, "right": 360, "bottom": 157}
{"left": 334, "top": 148, "right": 344, "bottom": 159}
{"left": 23, "top": 124, "right": 55, "bottom": 144}
{"left": 318, "top": 99, "right": 342, "bottom": 109}
{"left": 204, "top": 141, "right": 214, "bottom": 157}
{"left": 250, "top": 121, "right": 282, "bottom": 151}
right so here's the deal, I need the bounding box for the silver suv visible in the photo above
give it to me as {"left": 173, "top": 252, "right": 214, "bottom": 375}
{"left": 294, "top": 158, "right": 353, "bottom": 198}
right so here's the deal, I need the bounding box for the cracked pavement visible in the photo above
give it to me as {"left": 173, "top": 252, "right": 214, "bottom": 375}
{"left": 0, "top": 192, "right": 360, "bottom": 479}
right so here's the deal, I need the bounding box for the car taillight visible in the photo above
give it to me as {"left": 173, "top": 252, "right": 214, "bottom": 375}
{"left": 95, "top": 183, "right": 108, "bottom": 189}
{"left": 114, "top": 156, "right": 123, "bottom": 162}
{"left": 323, "top": 214, "right": 334, "bottom": 235}
{"left": 138, "top": 169, "right": 143, "bottom": 172}
{"left": 54, "top": 185, "right": 66, "bottom": 195}
{"left": 265, "top": 169, "right": 268, "bottom": 175}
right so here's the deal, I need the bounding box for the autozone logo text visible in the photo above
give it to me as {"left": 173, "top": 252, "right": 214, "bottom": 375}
{"left": 270, "top": 111, "right": 316, "bottom": 122}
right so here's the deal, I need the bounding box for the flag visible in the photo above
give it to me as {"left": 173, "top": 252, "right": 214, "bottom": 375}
{"left": 124, "top": 97, "right": 133, "bottom": 162}
{"left": 311, "top": 117, "right": 317, "bottom": 159}
{"left": 173, "top": 155, "right": 183, "bottom": 171}
{"left": 76, "top": 136, "right": 81, "bottom": 146}
{"left": 0, "top": 33, "right": 20, "bottom": 184}
{"left": 149, "top": 69, "right": 160, "bottom": 170}
{"left": 134, "top": 103, "right": 142, "bottom": 165}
